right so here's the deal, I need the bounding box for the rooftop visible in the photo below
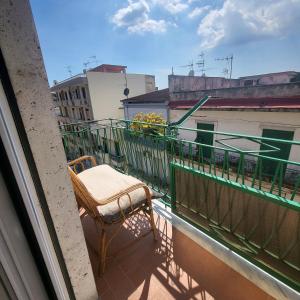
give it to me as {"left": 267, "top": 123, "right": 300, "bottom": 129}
{"left": 170, "top": 95, "right": 300, "bottom": 111}
{"left": 122, "top": 88, "right": 170, "bottom": 103}
{"left": 121, "top": 88, "right": 300, "bottom": 111}
{"left": 51, "top": 73, "right": 87, "bottom": 89}
{"left": 89, "top": 64, "right": 127, "bottom": 73}
{"left": 239, "top": 71, "right": 299, "bottom": 79}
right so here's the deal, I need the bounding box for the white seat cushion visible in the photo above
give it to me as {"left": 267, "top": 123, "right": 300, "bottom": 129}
{"left": 77, "top": 164, "right": 158, "bottom": 223}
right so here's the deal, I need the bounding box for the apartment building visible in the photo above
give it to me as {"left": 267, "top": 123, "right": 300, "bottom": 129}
{"left": 168, "top": 71, "right": 300, "bottom": 94}
{"left": 240, "top": 71, "right": 299, "bottom": 86}
{"left": 51, "top": 74, "right": 93, "bottom": 125}
{"left": 122, "top": 74, "right": 300, "bottom": 181}
{"left": 86, "top": 65, "right": 156, "bottom": 120}
{"left": 168, "top": 73, "right": 300, "bottom": 101}
{"left": 51, "top": 64, "right": 156, "bottom": 124}
{"left": 122, "top": 88, "right": 170, "bottom": 120}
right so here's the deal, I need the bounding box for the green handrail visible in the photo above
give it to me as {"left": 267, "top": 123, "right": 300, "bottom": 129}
{"left": 168, "top": 95, "right": 211, "bottom": 127}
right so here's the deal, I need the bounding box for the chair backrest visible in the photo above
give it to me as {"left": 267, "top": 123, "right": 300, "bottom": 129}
{"left": 68, "top": 166, "right": 100, "bottom": 219}
{"left": 68, "top": 155, "right": 97, "bottom": 174}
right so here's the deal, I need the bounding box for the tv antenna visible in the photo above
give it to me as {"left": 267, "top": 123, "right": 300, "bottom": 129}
{"left": 83, "top": 61, "right": 91, "bottom": 70}
{"left": 196, "top": 52, "right": 206, "bottom": 76}
{"left": 179, "top": 60, "right": 194, "bottom": 76}
{"left": 66, "top": 65, "right": 73, "bottom": 77}
{"left": 215, "top": 54, "right": 233, "bottom": 80}
{"left": 89, "top": 55, "right": 99, "bottom": 67}
{"left": 222, "top": 68, "right": 229, "bottom": 77}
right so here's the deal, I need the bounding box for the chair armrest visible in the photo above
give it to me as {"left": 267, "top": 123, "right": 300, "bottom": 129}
{"left": 97, "top": 183, "right": 151, "bottom": 206}
{"left": 68, "top": 155, "right": 96, "bottom": 174}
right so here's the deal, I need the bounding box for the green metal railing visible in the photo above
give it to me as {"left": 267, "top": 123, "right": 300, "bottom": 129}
{"left": 60, "top": 118, "right": 300, "bottom": 291}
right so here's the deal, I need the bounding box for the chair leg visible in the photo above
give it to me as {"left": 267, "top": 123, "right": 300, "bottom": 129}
{"left": 98, "top": 229, "right": 107, "bottom": 276}
{"left": 148, "top": 206, "right": 158, "bottom": 241}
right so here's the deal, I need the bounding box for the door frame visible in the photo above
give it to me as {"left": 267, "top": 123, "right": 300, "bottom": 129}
{"left": 0, "top": 52, "right": 74, "bottom": 299}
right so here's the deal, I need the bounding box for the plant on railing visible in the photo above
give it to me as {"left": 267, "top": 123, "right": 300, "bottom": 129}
{"left": 130, "top": 112, "right": 166, "bottom": 136}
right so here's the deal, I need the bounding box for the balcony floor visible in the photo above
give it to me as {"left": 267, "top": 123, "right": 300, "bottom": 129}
{"left": 80, "top": 208, "right": 274, "bottom": 300}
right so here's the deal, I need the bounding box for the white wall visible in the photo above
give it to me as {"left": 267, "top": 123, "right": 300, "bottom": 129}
{"left": 87, "top": 71, "right": 155, "bottom": 120}
{"left": 170, "top": 110, "right": 300, "bottom": 162}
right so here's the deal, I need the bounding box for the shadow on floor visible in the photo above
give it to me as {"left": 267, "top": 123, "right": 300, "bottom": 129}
{"left": 80, "top": 209, "right": 273, "bottom": 300}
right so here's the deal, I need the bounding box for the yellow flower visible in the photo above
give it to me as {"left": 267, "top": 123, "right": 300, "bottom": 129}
{"left": 131, "top": 112, "right": 166, "bottom": 135}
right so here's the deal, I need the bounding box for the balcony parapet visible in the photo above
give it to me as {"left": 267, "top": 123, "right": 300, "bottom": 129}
{"left": 59, "top": 119, "right": 300, "bottom": 293}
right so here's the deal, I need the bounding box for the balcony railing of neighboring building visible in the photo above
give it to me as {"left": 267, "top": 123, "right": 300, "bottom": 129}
{"left": 59, "top": 119, "right": 300, "bottom": 292}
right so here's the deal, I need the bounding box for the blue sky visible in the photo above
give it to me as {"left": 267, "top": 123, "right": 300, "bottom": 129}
{"left": 31, "top": 0, "right": 300, "bottom": 89}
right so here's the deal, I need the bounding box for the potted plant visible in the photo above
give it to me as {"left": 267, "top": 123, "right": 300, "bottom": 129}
{"left": 124, "top": 112, "right": 167, "bottom": 149}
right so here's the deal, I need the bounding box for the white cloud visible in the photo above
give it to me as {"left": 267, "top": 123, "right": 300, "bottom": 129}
{"left": 128, "top": 19, "right": 168, "bottom": 33}
{"left": 188, "top": 5, "right": 210, "bottom": 19}
{"left": 198, "top": 0, "right": 300, "bottom": 48}
{"left": 112, "top": 0, "right": 167, "bottom": 34}
{"left": 112, "top": 0, "right": 149, "bottom": 27}
{"left": 154, "top": 0, "right": 189, "bottom": 14}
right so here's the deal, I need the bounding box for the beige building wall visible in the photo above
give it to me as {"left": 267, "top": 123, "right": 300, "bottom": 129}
{"left": 87, "top": 71, "right": 155, "bottom": 120}
{"left": 170, "top": 109, "right": 300, "bottom": 162}
{"left": 240, "top": 72, "right": 298, "bottom": 86}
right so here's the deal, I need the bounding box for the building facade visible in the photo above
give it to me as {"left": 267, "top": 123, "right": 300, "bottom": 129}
{"left": 167, "top": 74, "right": 300, "bottom": 170}
{"left": 87, "top": 67, "right": 156, "bottom": 121}
{"left": 121, "top": 73, "right": 300, "bottom": 174}
{"left": 168, "top": 71, "right": 300, "bottom": 98}
{"left": 170, "top": 97, "right": 300, "bottom": 172}
{"left": 51, "top": 64, "right": 156, "bottom": 124}
{"left": 240, "top": 71, "right": 299, "bottom": 87}
{"left": 122, "top": 88, "right": 169, "bottom": 120}
{"left": 169, "top": 74, "right": 300, "bottom": 102}
{"left": 51, "top": 75, "right": 93, "bottom": 125}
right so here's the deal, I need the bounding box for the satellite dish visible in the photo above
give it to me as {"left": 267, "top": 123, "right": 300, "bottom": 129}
{"left": 124, "top": 88, "right": 130, "bottom": 96}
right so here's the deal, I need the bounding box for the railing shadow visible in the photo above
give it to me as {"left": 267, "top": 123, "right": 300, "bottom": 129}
{"left": 79, "top": 209, "right": 270, "bottom": 300}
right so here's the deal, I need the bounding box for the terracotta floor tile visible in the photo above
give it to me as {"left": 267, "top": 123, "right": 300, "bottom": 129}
{"left": 100, "top": 289, "right": 116, "bottom": 300}
{"left": 80, "top": 210, "right": 273, "bottom": 300}
{"left": 102, "top": 265, "right": 136, "bottom": 300}
{"left": 95, "top": 277, "right": 109, "bottom": 297}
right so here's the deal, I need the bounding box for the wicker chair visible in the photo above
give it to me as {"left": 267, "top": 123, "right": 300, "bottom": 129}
{"left": 67, "top": 155, "right": 157, "bottom": 275}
